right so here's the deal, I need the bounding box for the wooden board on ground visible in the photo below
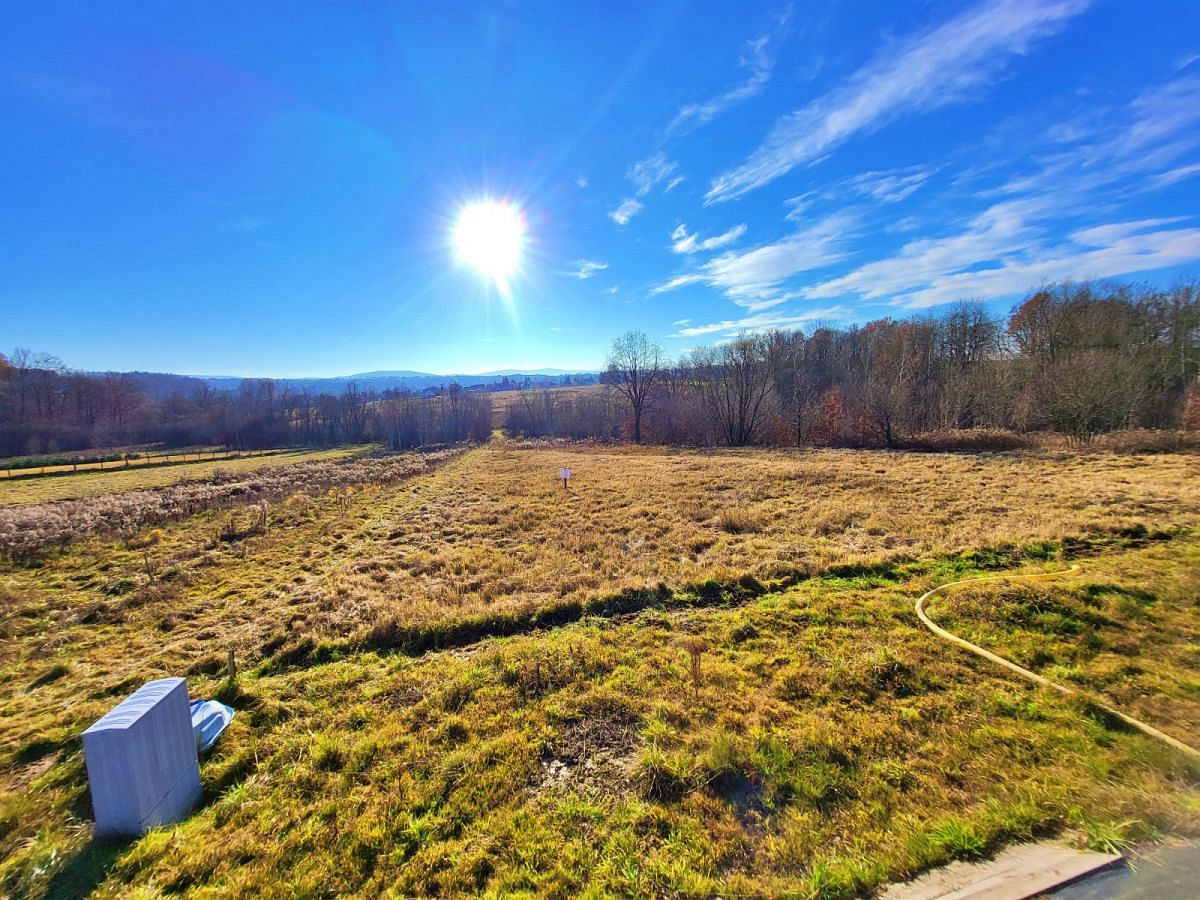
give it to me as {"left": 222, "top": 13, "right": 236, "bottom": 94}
{"left": 882, "top": 842, "right": 1122, "bottom": 900}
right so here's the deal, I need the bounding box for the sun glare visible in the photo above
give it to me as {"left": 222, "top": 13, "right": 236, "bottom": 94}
{"left": 453, "top": 200, "right": 525, "bottom": 291}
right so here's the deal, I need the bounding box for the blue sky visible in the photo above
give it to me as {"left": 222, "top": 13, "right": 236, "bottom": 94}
{"left": 2, "top": 0, "right": 1199, "bottom": 377}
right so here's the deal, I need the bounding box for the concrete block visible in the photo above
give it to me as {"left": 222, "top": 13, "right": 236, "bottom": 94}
{"left": 83, "top": 677, "right": 201, "bottom": 837}
{"left": 882, "top": 841, "right": 1122, "bottom": 899}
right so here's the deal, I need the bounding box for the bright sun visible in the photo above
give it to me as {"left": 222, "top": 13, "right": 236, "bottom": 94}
{"left": 453, "top": 200, "right": 525, "bottom": 290}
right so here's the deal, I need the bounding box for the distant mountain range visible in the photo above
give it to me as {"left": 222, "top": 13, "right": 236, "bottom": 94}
{"left": 98, "top": 368, "right": 601, "bottom": 399}
{"left": 350, "top": 368, "right": 583, "bottom": 379}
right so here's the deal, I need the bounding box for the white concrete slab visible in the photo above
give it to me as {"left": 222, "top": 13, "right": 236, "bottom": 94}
{"left": 83, "top": 677, "right": 201, "bottom": 837}
{"left": 882, "top": 842, "right": 1122, "bottom": 900}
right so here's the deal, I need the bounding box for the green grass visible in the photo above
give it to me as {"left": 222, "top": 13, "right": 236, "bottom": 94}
{"left": 3, "top": 537, "right": 1199, "bottom": 896}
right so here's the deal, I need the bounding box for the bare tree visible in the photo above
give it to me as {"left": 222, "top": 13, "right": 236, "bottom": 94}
{"left": 606, "top": 329, "right": 664, "bottom": 443}
{"left": 690, "top": 333, "right": 773, "bottom": 447}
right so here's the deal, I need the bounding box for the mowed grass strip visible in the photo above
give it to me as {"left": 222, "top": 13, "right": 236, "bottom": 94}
{"left": 0, "top": 446, "right": 367, "bottom": 506}
{"left": 3, "top": 538, "right": 1198, "bottom": 897}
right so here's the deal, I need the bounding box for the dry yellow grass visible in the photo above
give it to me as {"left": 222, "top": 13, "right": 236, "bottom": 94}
{"left": 3, "top": 443, "right": 1196, "bottom": 698}
{"left": 0, "top": 446, "right": 365, "bottom": 506}
{"left": 289, "top": 443, "right": 1200, "bottom": 643}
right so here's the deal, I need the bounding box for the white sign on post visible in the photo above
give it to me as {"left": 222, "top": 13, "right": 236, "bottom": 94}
{"left": 559, "top": 467, "right": 571, "bottom": 488}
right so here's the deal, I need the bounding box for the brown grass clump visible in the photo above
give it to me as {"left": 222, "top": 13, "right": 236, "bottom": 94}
{"left": 905, "top": 428, "right": 1033, "bottom": 453}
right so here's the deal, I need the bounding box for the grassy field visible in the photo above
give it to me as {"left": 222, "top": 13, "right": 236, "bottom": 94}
{"left": 487, "top": 383, "right": 607, "bottom": 428}
{"left": 1, "top": 442, "right": 1198, "bottom": 896}
{"left": 0, "top": 446, "right": 367, "bottom": 506}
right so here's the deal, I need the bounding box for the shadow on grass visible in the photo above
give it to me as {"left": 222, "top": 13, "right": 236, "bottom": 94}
{"left": 46, "top": 835, "right": 131, "bottom": 900}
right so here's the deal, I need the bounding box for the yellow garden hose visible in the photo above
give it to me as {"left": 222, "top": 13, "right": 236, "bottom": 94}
{"left": 915, "top": 565, "right": 1200, "bottom": 761}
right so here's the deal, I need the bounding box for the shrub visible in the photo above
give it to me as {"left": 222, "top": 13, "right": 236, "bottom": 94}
{"left": 1089, "top": 429, "right": 1199, "bottom": 454}
{"left": 905, "top": 429, "right": 1031, "bottom": 453}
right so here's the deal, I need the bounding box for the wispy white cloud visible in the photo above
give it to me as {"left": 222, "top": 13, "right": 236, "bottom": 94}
{"left": 989, "top": 77, "right": 1200, "bottom": 202}
{"left": 707, "top": 0, "right": 1091, "bottom": 202}
{"left": 783, "top": 192, "right": 819, "bottom": 222}
{"left": 576, "top": 176, "right": 589, "bottom": 188}
{"left": 654, "top": 213, "right": 853, "bottom": 311}
{"left": 629, "top": 152, "right": 679, "bottom": 196}
{"left": 670, "top": 223, "right": 748, "bottom": 254}
{"left": 847, "top": 165, "right": 936, "bottom": 203}
{"left": 674, "top": 307, "right": 850, "bottom": 338}
{"left": 887, "top": 216, "right": 924, "bottom": 234}
{"left": 700, "top": 213, "right": 853, "bottom": 309}
{"left": 666, "top": 175, "right": 686, "bottom": 192}
{"left": 667, "top": 5, "right": 793, "bottom": 136}
{"left": 804, "top": 204, "right": 1200, "bottom": 309}
{"left": 571, "top": 259, "right": 609, "bottom": 279}
{"left": 1122, "top": 77, "right": 1200, "bottom": 162}
{"left": 660, "top": 68, "right": 1200, "bottom": 340}
{"left": 778, "top": 166, "right": 933, "bottom": 226}
{"left": 745, "top": 74, "right": 1200, "bottom": 312}
{"left": 651, "top": 273, "right": 708, "bottom": 294}
{"left": 1175, "top": 50, "right": 1200, "bottom": 72}
{"left": 1152, "top": 162, "right": 1200, "bottom": 188}
{"left": 804, "top": 198, "right": 1051, "bottom": 302}
{"left": 609, "top": 198, "right": 643, "bottom": 225}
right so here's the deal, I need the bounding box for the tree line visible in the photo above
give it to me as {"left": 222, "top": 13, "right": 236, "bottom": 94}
{"left": 513, "top": 280, "right": 1198, "bottom": 447}
{"left": 0, "top": 353, "right": 492, "bottom": 457}
{"left": 4, "top": 279, "right": 1197, "bottom": 458}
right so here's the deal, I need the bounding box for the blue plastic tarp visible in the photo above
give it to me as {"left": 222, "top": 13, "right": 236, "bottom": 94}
{"left": 189, "top": 699, "right": 234, "bottom": 752}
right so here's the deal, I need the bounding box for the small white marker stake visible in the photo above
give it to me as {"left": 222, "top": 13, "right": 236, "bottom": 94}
{"left": 559, "top": 467, "right": 571, "bottom": 489}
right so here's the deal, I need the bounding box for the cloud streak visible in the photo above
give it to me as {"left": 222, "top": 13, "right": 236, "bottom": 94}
{"left": 609, "top": 198, "right": 643, "bottom": 225}
{"left": 674, "top": 307, "right": 849, "bottom": 338}
{"left": 654, "top": 213, "right": 854, "bottom": 311}
{"left": 667, "top": 5, "right": 793, "bottom": 136}
{"left": 706, "top": 0, "right": 1091, "bottom": 202}
{"left": 629, "top": 152, "right": 680, "bottom": 196}
{"left": 671, "top": 223, "right": 748, "bottom": 254}
{"left": 571, "top": 259, "right": 609, "bottom": 279}
{"left": 848, "top": 165, "right": 936, "bottom": 203}
{"left": 804, "top": 203, "right": 1200, "bottom": 309}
